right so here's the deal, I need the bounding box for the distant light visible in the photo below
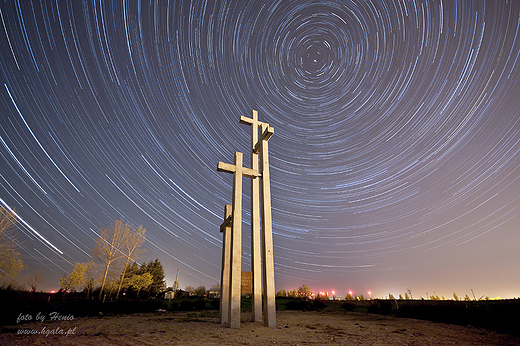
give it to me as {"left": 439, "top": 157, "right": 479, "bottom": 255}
{"left": 50, "top": 290, "right": 55, "bottom": 294}
{"left": 368, "top": 291, "right": 372, "bottom": 295}
{"left": 332, "top": 291, "right": 335, "bottom": 295}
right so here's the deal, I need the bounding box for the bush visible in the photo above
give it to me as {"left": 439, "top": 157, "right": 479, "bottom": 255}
{"left": 341, "top": 302, "right": 356, "bottom": 311}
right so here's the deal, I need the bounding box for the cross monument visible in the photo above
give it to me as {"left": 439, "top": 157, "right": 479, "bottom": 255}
{"left": 217, "top": 151, "right": 259, "bottom": 328}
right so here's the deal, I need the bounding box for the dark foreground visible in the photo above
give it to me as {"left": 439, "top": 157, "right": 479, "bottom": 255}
{"left": 2, "top": 310, "right": 520, "bottom": 346}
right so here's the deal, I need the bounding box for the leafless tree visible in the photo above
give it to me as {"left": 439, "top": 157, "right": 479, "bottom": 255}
{"left": 92, "top": 220, "right": 126, "bottom": 299}
{"left": 25, "top": 269, "right": 43, "bottom": 292}
{"left": 115, "top": 224, "right": 146, "bottom": 299}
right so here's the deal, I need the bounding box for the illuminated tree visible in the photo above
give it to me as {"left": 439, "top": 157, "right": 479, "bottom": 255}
{"left": 399, "top": 294, "right": 404, "bottom": 300}
{"left": 404, "top": 292, "right": 410, "bottom": 300}
{"left": 129, "top": 272, "right": 153, "bottom": 298}
{"left": 92, "top": 220, "right": 126, "bottom": 299}
{"left": 83, "top": 261, "right": 96, "bottom": 299}
{"left": 0, "top": 248, "right": 24, "bottom": 285}
{"left": 141, "top": 258, "right": 166, "bottom": 296}
{"left": 115, "top": 224, "right": 146, "bottom": 300}
{"left": 60, "top": 262, "right": 89, "bottom": 292}
{"left": 453, "top": 292, "right": 459, "bottom": 301}
{"left": 0, "top": 206, "right": 24, "bottom": 285}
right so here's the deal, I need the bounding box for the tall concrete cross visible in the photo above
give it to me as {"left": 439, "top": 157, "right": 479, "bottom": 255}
{"left": 217, "top": 151, "right": 259, "bottom": 328}
{"left": 239, "top": 110, "right": 269, "bottom": 322}
{"left": 255, "top": 122, "right": 276, "bottom": 327}
{"left": 219, "top": 204, "right": 232, "bottom": 324}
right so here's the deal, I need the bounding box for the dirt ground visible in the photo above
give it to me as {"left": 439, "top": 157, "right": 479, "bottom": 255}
{"left": 1, "top": 310, "right": 519, "bottom": 345}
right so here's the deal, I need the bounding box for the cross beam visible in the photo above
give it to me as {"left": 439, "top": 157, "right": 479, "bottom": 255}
{"left": 254, "top": 125, "right": 274, "bottom": 153}
{"left": 217, "top": 162, "right": 259, "bottom": 179}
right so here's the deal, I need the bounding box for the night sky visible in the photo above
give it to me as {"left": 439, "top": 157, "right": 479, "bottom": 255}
{"left": 1, "top": 0, "right": 519, "bottom": 299}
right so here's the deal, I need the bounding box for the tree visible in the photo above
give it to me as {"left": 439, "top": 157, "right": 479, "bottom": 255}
{"left": 115, "top": 224, "right": 146, "bottom": 299}
{"left": 129, "top": 272, "right": 153, "bottom": 298}
{"left": 185, "top": 286, "right": 194, "bottom": 295}
{"left": 140, "top": 258, "right": 166, "bottom": 297}
{"left": 399, "top": 294, "right": 404, "bottom": 300}
{"left": 0, "top": 206, "right": 24, "bottom": 285}
{"left": 453, "top": 292, "right": 459, "bottom": 301}
{"left": 297, "top": 284, "right": 313, "bottom": 299}
{"left": 404, "top": 292, "right": 410, "bottom": 300}
{"left": 83, "top": 261, "right": 96, "bottom": 299}
{"left": 276, "top": 289, "right": 287, "bottom": 297}
{"left": 25, "top": 269, "right": 43, "bottom": 292}
{"left": 406, "top": 288, "right": 413, "bottom": 300}
{"left": 193, "top": 285, "right": 206, "bottom": 297}
{"left": 92, "top": 220, "right": 127, "bottom": 299}
{"left": 59, "top": 263, "right": 89, "bottom": 292}
{"left": 389, "top": 293, "right": 395, "bottom": 300}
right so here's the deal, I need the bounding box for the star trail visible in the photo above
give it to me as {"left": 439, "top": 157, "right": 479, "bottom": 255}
{"left": 1, "top": 0, "right": 519, "bottom": 299}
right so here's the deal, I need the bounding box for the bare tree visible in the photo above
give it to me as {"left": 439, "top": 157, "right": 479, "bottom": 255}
{"left": 115, "top": 224, "right": 146, "bottom": 299}
{"left": 406, "top": 288, "right": 413, "bottom": 300}
{"left": 92, "top": 220, "right": 126, "bottom": 299}
{"left": 0, "top": 206, "right": 19, "bottom": 235}
{"left": 25, "top": 269, "right": 43, "bottom": 292}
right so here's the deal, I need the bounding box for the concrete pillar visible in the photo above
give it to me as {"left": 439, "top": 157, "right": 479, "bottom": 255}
{"left": 239, "top": 110, "right": 265, "bottom": 322}
{"left": 257, "top": 123, "right": 276, "bottom": 327}
{"left": 217, "top": 152, "right": 259, "bottom": 328}
{"left": 219, "top": 204, "right": 232, "bottom": 324}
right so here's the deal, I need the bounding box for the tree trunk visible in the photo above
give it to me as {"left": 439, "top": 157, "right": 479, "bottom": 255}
{"left": 116, "top": 257, "right": 131, "bottom": 300}
{"left": 98, "top": 264, "right": 110, "bottom": 300}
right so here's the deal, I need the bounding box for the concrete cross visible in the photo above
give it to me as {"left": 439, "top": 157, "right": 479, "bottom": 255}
{"left": 219, "top": 204, "right": 232, "bottom": 325}
{"left": 217, "top": 151, "right": 259, "bottom": 328}
{"left": 239, "top": 110, "right": 269, "bottom": 322}
{"left": 256, "top": 122, "right": 276, "bottom": 327}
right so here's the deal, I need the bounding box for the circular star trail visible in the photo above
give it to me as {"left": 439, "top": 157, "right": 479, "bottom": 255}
{"left": 1, "top": 0, "right": 519, "bottom": 297}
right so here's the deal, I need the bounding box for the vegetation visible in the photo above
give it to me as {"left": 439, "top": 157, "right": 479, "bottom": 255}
{"left": 59, "top": 262, "right": 90, "bottom": 292}
{"left": 129, "top": 272, "right": 153, "bottom": 298}
{"left": 0, "top": 206, "right": 24, "bottom": 286}
{"left": 92, "top": 220, "right": 147, "bottom": 300}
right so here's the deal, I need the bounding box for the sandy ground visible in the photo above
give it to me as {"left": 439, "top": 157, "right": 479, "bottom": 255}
{"left": 1, "top": 310, "right": 519, "bottom": 345}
